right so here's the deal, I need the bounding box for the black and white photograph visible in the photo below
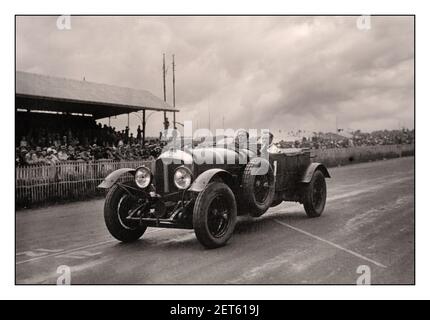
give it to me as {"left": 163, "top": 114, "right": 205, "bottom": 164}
{"left": 14, "top": 13, "right": 415, "bottom": 288}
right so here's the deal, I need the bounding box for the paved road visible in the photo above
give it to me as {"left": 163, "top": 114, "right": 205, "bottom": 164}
{"left": 16, "top": 157, "right": 414, "bottom": 284}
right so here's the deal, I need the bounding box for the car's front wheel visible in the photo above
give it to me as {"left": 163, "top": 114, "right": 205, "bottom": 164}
{"left": 193, "top": 182, "right": 237, "bottom": 249}
{"left": 104, "top": 183, "right": 147, "bottom": 242}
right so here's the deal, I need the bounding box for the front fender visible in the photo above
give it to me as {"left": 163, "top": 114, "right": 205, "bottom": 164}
{"left": 189, "top": 169, "right": 235, "bottom": 192}
{"left": 97, "top": 168, "right": 135, "bottom": 189}
{"left": 301, "top": 163, "right": 330, "bottom": 183}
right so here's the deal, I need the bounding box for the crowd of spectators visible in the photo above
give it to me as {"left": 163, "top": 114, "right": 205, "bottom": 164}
{"left": 16, "top": 143, "right": 163, "bottom": 166}
{"left": 15, "top": 112, "right": 414, "bottom": 166}
{"left": 277, "top": 129, "right": 415, "bottom": 149}
{"left": 15, "top": 113, "right": 163, "bottom": 166}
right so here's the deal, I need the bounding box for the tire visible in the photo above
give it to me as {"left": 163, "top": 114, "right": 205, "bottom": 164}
{"left": 193, "top": 182, "right": 237, "bottom": 249}
{"left": 270, "top": 197, "right": 283, "bottom": 207}
{"left": 241, "top": 158, "right": 275, "bottom": 217}
{"left": 104, "top": 183, "right": 147, "bottom": 242}
{"left": 303, "top": 170, "right": 327, "bottom": 218}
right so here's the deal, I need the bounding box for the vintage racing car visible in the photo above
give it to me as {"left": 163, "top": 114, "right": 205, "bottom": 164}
{"left": 98, "top": 138, "right": 330, "bottom": 248}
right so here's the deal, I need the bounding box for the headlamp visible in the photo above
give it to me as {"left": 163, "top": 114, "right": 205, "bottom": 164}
{"left": 173, "top": 166, "right": 192, "bottom": 190}
{"left": 135, "top": 166, "right": 152, "bottom": 189}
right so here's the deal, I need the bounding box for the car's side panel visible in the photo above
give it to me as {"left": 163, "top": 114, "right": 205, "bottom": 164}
{"left": 269, "top": 153, "right": 290, "bottom": 191}
{"left": 270, "top": 152, "right": 310, "bottom": 190}
{"left": 269, "top": 150, "right": 316, "bottom": 202}
{"left": 297, "top": 151, "right": 312, "bottom": 174}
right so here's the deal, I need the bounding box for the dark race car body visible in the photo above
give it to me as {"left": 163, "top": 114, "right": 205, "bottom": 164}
{"left": 98, "top": 144, "right": 330, "bottom": 248}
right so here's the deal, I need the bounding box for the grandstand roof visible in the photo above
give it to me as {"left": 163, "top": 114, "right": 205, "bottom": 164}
{"left": 16, "top": 71, "right": 177, "bottom": 119}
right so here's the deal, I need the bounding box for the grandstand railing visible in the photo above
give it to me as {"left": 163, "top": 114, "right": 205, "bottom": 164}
{"left": 16, "top": 160, "right": 151, "bottom": 208}
{"left": 16, "top": 144, "right": 414, "bottom": 208}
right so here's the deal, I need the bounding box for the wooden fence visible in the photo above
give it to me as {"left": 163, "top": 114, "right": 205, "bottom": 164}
{"left": 16, "top": 160, "right": 151, "bottom": 208}
{"left": 16, "top": 144, "right": 414, "bottom": 208}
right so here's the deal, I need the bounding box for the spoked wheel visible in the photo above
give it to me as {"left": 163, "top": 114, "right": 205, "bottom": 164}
{"left": 254, "top": 174, "right": 271, "bottom": 203}
{"left": 303, "top": 170, "right": 327, "bottom": 218}
{"left": 104, "top": 183, "right": 147, "bottom": 242}
{"left": 241, "top": 158, "right": 275, "bottom": 217}
{"left": 207, "top": 195, "right": 232, "bottom": 238}
{"left": 193, "top": 182, "right": 237, "bottom": 249}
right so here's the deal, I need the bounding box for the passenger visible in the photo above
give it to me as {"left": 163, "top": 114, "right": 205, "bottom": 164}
{"left": 259, "top": 131, "right": 280, "bottom": 157}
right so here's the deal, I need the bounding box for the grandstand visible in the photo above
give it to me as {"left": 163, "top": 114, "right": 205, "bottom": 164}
{"left": 16, "top": 71, "right": 178, "bottom": 144}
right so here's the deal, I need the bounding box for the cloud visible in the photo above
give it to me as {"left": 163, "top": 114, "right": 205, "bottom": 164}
{"left": 16, "top": 16, "right": 414, "bottom": 137}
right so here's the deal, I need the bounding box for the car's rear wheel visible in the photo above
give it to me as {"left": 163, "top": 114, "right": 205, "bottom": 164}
{"left": 193, "top": 182, "right": 237, "bottom": 249}
{"left": 302, "top": 170, "right": 327, "bottom": 218}
{"left": 241, "top": 158, "right": 275, "bottom": 217}
{"left": 104, "top": 183, "right": 147, "bottom": 242}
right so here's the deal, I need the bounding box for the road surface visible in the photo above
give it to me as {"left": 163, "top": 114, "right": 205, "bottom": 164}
{"left": 16, "top": 157, "right": 414, "bottom": 284}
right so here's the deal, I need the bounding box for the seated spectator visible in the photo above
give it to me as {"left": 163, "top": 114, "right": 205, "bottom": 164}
{"left": 57, "top": 146, "right": 69, "bottom": 161}
{"left": 46, "top": 148, "right": 59, "bottom": 165}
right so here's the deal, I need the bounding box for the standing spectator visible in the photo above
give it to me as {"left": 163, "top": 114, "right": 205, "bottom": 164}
{"left": 137, "top": 125, "right": 142, "bottom": 144}
{"left": 20, "top": 136, "right": 28, "bottom": 148}
{"left": 125, "top": 126, "right": 130, "bottom": 144}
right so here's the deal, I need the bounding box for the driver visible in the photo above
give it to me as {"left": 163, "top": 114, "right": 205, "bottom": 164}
{"left": 234, "top": 129, "right": 249, "bottom": 150}
{"left": 234, "top": 129, "right": 259, "bottom": 162}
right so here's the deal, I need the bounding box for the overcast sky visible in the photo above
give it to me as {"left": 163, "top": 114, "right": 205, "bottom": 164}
{"left": 16, "top": 16, "right": 414, "bottom": 138}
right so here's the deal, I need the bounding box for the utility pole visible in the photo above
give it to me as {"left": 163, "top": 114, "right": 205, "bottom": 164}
{"left": 162, "top": 53, "right": 168, "bottom": 130}
{"left": 172, "top": 54, "right": 176, "bottom": 129}
{"left": 208, "top": 102, "right": 211, "bottom": 132}
{"left": 142, "top": 109, "right": 146, "bottom": 145}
